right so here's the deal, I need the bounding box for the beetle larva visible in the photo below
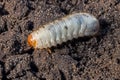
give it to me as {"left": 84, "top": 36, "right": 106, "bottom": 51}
{"left": 27, "top": 13, "right": 99, "bottom": 49}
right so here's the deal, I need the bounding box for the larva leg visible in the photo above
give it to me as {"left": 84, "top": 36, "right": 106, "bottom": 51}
{"left": 46, "top": 48, "right": 52, "bottom": 54}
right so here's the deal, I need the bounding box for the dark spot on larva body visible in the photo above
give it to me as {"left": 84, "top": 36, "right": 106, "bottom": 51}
{"left": 82, "top": 14, "right": 89, "bottom": 17}
{"left": 64, "top": 26, "right": 68, "bottom": 30}
{"left": 42, "top": 25, "right": 45, "bottom": 28}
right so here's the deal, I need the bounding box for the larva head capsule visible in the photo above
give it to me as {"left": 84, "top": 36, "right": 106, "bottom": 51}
{"left": 27, "top": 34, "right": 37, "bottom": 48}
{"left": 83, "top": 13, "right": 100, "bottom": 36}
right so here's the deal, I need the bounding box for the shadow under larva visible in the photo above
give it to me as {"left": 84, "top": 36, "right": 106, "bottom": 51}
{"left": 27, "top": 12, "right": 100, "bottom": 51}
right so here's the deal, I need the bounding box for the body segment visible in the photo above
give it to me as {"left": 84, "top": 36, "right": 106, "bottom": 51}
{"left": 28, "top": 13, "right": 99, "bottom": 49}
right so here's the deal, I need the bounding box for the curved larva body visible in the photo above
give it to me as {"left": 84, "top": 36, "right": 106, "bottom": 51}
{"left": 28, "top": 13, "right": 99, "bottom": 49}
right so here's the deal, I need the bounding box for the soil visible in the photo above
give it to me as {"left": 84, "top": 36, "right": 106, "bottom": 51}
{"left": 0, "top": 0, "right": 120, "bottom": 80}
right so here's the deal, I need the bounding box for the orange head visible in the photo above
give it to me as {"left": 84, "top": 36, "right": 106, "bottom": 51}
{"left": 27, "top": 34, "right": 37, "bottom": 48}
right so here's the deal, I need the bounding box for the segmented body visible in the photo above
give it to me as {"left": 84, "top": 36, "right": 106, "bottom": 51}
{"left": 28, "top": 13, "right": 99, "bottom": 49}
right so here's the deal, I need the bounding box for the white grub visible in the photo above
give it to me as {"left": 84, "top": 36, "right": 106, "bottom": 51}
{"left": 28, "top": 13, "right": 100, "bottom": 49}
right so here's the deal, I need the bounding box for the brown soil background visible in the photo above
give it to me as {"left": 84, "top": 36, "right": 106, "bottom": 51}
{"left": 0, "top": 0, "right": 120, "bottom": 80}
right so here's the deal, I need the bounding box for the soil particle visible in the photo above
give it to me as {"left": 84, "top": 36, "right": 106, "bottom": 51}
{"left": 0, "top": 18, "right": 8, "bottom": 34}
